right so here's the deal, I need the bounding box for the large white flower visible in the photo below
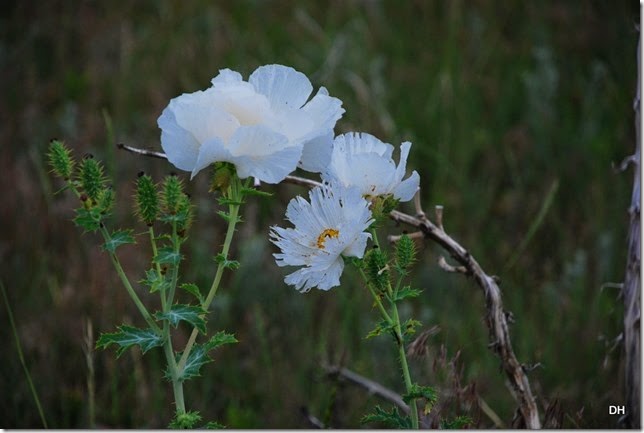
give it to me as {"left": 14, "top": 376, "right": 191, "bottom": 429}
{"left": 158, "top": 65, "right": 344, "bottom": 183}
{"left": 322, "top": 132, "right": 420, "bottom": 201}
{"left": 270, "top": 182, "right": 373, "bottom": 292}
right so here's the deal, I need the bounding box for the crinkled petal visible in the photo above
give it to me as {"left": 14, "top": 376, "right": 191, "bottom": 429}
{"left": 300, "top": 87, "right": 345, "bottom": 135}
{"left": 191, "top": 137, "right": 232, "bottom": 179}
{"left": 393, "top": 170, "right": 420, "bottom": 202}
{"left": 299, "top": 130, "right": 334, "bottom": 173}
{"left": 158, "top": 106, "right": 201, "bottom": 172}
{"left": 211, "top": 68, "right": 244, "bottom": 86}
{"left": 228, "top": 125, "right": 301, "bottom": 183}
{"left": 171, "top": 91, "right": 240, "bottom": 143}
{"left": 335, "top": 132, "right": 393, "bottom": 159}
{"left": 342, "top": 232, "right": 371, "bottom": 258}
{"left": 284, "top": 258, "right": 344, "bottom": 292}
{"left": 249, "top": 64, "right": 313, "bottom": 111}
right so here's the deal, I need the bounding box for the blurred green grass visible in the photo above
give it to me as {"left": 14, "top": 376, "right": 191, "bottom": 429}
{"left": 0, "top": 0, "right": 637, "bottom": 428}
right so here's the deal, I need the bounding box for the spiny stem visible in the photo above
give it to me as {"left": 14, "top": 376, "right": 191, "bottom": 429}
{"left": 390, "top": 301, "right": 419, "bottom": 429}
{"left": 100, "top": 226, "right": 161, "bottom": 334}
{"left": 177, "top": 177, "right": 243, "bottom": 373}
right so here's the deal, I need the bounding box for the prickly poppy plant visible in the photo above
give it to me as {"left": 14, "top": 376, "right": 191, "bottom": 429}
{"left": 48, "top": 63, "right": 461, "bottom": 429}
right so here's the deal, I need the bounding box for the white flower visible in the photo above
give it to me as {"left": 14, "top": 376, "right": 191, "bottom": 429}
{"left": 158, "top": 65, "right": 344, "bottom": 183}
{"left": 270, "top": 182, "right": 373, "bottom": 292}
{"left": 322, "top": 132, "right": 420, "bottom": 201}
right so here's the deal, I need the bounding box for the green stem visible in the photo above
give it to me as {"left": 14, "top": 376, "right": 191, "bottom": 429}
{"left": 391, "top": 301, "right": 419, "bottom": 429}
{"left": 100, "top": 226, "right": 161, "bottom": 334}
{"left": 358, "top": 268, "right": 393, "bottom": 323}
{"left": 151, "top": 225, "right": 186, "bottom": 415}
{"left": 177, "top": 177, "right": 243, "bottom": 373}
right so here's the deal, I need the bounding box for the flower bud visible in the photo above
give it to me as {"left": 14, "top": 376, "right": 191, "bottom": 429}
{"left": 135, "top": 174, "right": 159, "bottom": 226}
{"left": 395, "top": 233, "right": 416, "bottom": 271}
{"left": 78, "top": 157, "right": 106, "bottom": 203}
{"left": 161, "top": 175, "right": 184, "bottom": 215}
{"left": 47, "top": 140, "right": 75, "bottom": 180}
{"left": 365, "top": 246, "right": 390, "bottom": 294}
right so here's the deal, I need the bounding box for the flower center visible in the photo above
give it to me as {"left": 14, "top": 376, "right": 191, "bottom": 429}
{"left": 316, "top": 228, "right": 339, "bottom": 249}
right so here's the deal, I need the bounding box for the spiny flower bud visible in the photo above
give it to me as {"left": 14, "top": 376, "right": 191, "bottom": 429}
{"left": 369, "top": 194, "right": 399, "bottom": 226}
{"left": 175, "top": 192, "right": 194, "bottom": 233}
{"left": 209, "top": 162, "right": 235, "bottom": 193}
{"left": 96, "top": 187, "right": 115, "bottom": 215}
{"left": 395, "top": 233, "right": 416, "bottom": 272}
{"left": 135, "top": 174, "right": 159, "bottom": 226}
{"left": 161, "top": 175, "right": 184, "bottom": 215}
{"left": 47, "top": 139, "right": 75, "bottom": 180}
{"left": 365, "top": 246, "right": 390, "bottom": 294}
{"left": 77, "top": 157, "right": 106, "bottom": 203}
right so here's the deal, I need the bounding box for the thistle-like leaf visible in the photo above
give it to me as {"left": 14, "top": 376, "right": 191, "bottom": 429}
{"left": 181, "top": 283, "right": 204, "bottom": 304}
{"left": 102, "top": 229, "right": 136, "bottom": 253}
{"left": 96, "top": 325, "right": 163, "bottom": 357}
{"left": 74, "top": 207, "right": 102, "bottom": 232}
{"left": 154, "top": 246, "right": 182, "bottom": 266}
{"left": 240, "top": 187, "right": 272, "bottom": 198}
{"left": 214, "top": 253, "right": 240, "bottom": 270}
{"left": 403, "top": 383, "right": 438, "bottom": 415}
{"left": 155, "top": 304, "right": 207, "bottom": 334}
{"left": 361, "top": 405, "right": 411, "bottom": 429}
{"left": 393, "top": 286, "right": 423, "bottom": 302}
{"left": 169, "top": 410, "right": 202, "bottom": 429}
{"left": 177, "top": 331, "right": 237, "bottom": 381}
{"left": 141, "top": 269, "right": 171, "bottom": 293}
{"left": 366, "top": 319, "right": 395, "bottom": 339}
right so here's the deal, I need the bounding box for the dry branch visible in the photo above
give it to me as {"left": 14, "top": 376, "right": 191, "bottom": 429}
{"left": 621, "top": 35, "right": 641, "bottom": 429}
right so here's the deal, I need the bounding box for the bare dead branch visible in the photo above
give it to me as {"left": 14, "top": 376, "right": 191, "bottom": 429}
{"left": 389, "top": 208, "right": 541, "bottom": 428}
{"left": 437, "top": 256, "right": 468, "bottom": 274}
{"left": 322, "top": 364, "right": 409, "bottom": 414}
{"left": 117, "top": 143, "right": 168, "bottom": 160}
{"left": 387, "top": 230, "right": 424, "bottom": 244}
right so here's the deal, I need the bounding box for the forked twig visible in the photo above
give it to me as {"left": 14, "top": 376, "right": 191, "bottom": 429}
{"left": 117, "top": 145, "right": 541, "bottom": 428}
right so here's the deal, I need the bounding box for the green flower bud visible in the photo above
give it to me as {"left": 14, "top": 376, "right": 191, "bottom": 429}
{"left": 135, "top": 173, "right": 159, "bottom": 226}
{"left": 161, "top": 175, "right": 184, "bottom": 215}
{"left": 95, "top": 187, "right": 115, "bottom": 215}
{"left": 209, "top": 162, "right": 236, "bottom": 193}
{"left": 365, "top": 247, "right": 390, "bottom": 294}
{"left": 77, "top": 156, "right": 106, "bottom": 203}
{"left": 47, "top": 139, "right": 75, "bottom": 180}
{"left": 175, "top": 192, "right": 194, "bottom": 233}
{"left": 395, "top": 233, "right": 416, "bottom": 272}
{"left": 369, "top": 194, "right": 399, "bottom": 226}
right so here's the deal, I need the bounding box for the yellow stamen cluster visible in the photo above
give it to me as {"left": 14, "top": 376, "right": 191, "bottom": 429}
{"left": 316, "top": 228, "right": 339, "bottom": 249}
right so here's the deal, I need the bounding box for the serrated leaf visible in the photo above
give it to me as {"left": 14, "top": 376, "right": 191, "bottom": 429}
{"left": 217, "top": 197, "right": 244, "bottom": 206}
{"left": 202, "top": 421, "right": 226, "bottom": 429}
{"left": 440, "top": 415, "right": 472, "bottom": 429}
{"left": 402, "top": 318, "right": 422, "bottom": 337}
{"left": 361, "top": 405, "right": 410, "bottom": 429}
{"left": 181, "top": 283, "right": 204, "bottom": 304}
{"left": 96, "top": 325, "right": 163, "bottom": 357}
{"left": 169, "top": 410, "right": 202, "bottom": 429}
{"left": 140, "top": 269, "right": 171, "bottom": 293}
{"left": 154, "top": 246, "right": 182, "bottom": 266}
{"left": 74, "top": 207, "right": 102, "bottom": 232}
{"left": 176, "top": 331, "right": 237, "bottom": 381}
{"left": 102, "top": 229, "right": 135, "bottom": 253}
{"left": 366, "top": 320, "right": 395, "bottom": 339}
{"left": 403, "top": 383, "right": 438, "bottom": 415}
{"left": 240, "top": 187, "right": 272, "bottom": 198}
{"left": 394, "top": 286, "right": 423, "bottom": 302}
{"left": 155, "top": 304, "right": 207, "bottom": 334}
{"left": 214, "top": 253, "right": 240, "bottom": 270}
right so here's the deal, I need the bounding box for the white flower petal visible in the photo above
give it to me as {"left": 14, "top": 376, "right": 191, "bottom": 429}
{"left": 270, "top": 182, "right": 373, "bottom": 292}
{"left": 249, "top": 64, "right": 313, "bottom": 111}
{"left": 191, "top": 137, "right": 232, "bottom": 179}
{"left": 171, "top": 90, "right": 240, "bottom": 143}
{"left": 301, "top": 87, "right": 345, "bottom": 134}
{"left": 393, "top": 170, "right": 420, "bottom": 202}
{"left": 211, "top": 68, "right": 243, "bottom": 86}
{"left": 158, "top": 107, "right": 200, "bottom": 172}
{"left": 299, "top": 131, "right": 334, "bottom": 173}
{"left": 335, "top": 132, "right": 393, "bottom": 158}
{"left": 228, "top": 125, "right": 301, "bottom": 183}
